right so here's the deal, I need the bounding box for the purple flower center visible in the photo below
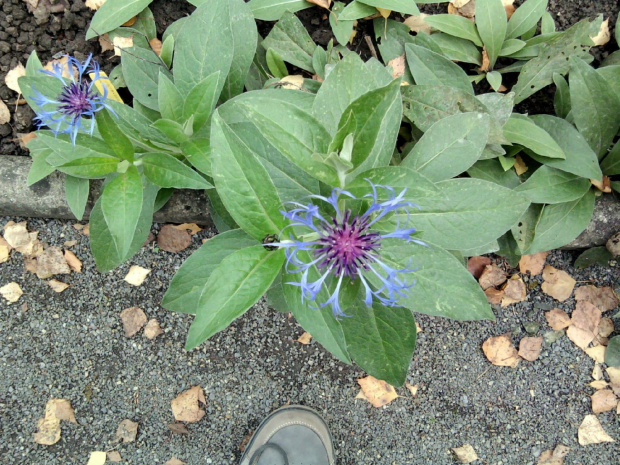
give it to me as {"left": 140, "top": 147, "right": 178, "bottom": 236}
{"left": 57, "top": 80, "right": 96, "bottom": 121}
{"left": 315, "top": 210, "right": 380, "bottom": 279}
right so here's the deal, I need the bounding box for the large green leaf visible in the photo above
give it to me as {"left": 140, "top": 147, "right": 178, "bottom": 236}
{"left": 387, "top": 178, "right": 530, "bottom": 250}
{"left": 140, "top": 152, "right": 213, "bottom": 189}
{"left": 424, "top": 14, "right": 482, "bottom": 46}
{"left": 90, "top": 178, "right": 157, "bottom": 272}
{"left": 553, "top": 73, "right": 571, "bottom": 119}
{"left": 157, "top": 72, "right": 185, "bottom": 123}
{"left": 86, "top": 0, "right": 153, "bottom": 39}
{"left": 515, "top": 190, "right": 595, "bottom": 254}
{"left": 183, "top": 72, "right": 221, "bottom": 132}
{"left": 35, "top": 132, "right": 117, "bottom": 166}
{"left": 64, "top": 176, "right": 89, "bottom": 221}
{"left": 162, "top": 230, "right": 257, "bottom": 314}
{"left": 262, "top": 11, "right": 316, "bottom": 73}
{"left": 368, "top": 239, "right": 494, "bottom": 320}
{"left": 211, "top": 113, "right": 287, "bottom": 240}
{"left": 601, "top": 140, "right": 620, "bottom": 175}
{"left": 528, "top": 115, "right": 602, "bottom": 180}
{"left": 506, "top": 0, "right": 548, "bottom": 39}
{"left": 514, "top": 165, "right": 591, "bottom": 204}
{"left": 57, "top": 157, "right": 119, "bottom": 179}
{"left": 475, "top": 0, "right": 507, "bottom": 68}
{"left": 95, "top": 108, "right": 135, "bottom": 161}
{"left": 105, "top": 100, "right": 173, "bottom": 146}
{"left": 341, "top": 300, "right": 416, "bottom": 386}
{"left": 467, "top": 159, "right": 521, "bottom": 189}
{"left": 430, "top": 33, "right": 482, "bottom": 66}
{"left": 569, "top": 57, "right": 620, "bottom": 157}
{"left": 283, "top": 251, "right": 351, "bottom": 364}
{"left": 248, "top": 0, "right": 312, "bottom": 21}
{"left": 358, "top": 0, "right": 419, "bottom": 15}
{"left": 405, "top": 44, "right": 473, "bottom": 95}
{"left": 100, "top": 166, "right": 144, "bottom": 259}
{"left": 401, "top": 112, "right": 490, "bottom": 182}
{"left": 503, "top": 114, "right": 565, "bottom": 159}
{"left": 185, "top": 246, "right": 285, "bottom": 350}
{"left": 122, "top": 46, "right": 170, "bottom": 111}
{"left": 27, "top": 149, "right": 55, "bottom": 186}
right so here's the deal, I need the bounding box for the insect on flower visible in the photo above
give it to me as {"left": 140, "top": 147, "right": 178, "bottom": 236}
{"left": 271, "top": 181, "right": 427, "bottom": 319}
{"left": 31, "top": 54, "right": 114, "bottom": 144}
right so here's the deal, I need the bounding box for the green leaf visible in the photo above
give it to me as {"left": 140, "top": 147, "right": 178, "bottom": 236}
{"left": 173, "top": 0, "right": 235, "bottom": 98}
{"left": 163, "top": 230, "right": 258, "bottom": 314}
{"left": 346, "top": 166, "right": 440, "bottom": 203}
{"left": 552, "top": 72, "right": 571, "bottom": 119}
{"left": 185, "top": 246, "right": 285, "bottom": 349}
{"left": 517, "top": 190, "right": 595, "bottom": 255}
{"left": 574, "top": 247, "right": 613, "bottom": 270}
{"left": 140, "top": 152, "right": 212, "bottom": 189}
{"left": 108, "top": 65, "right": 126, "bottom": 89}
{"left": 265, "top": 49, "right": 289, "bottom": 78}
{"left": 430, "top": 33, "right": 482, "bottom": 66}
{"left": 499, "top": 39, "right": 526, "bottom": 56}
{"left": 181, "top": 138, "right": 212, "bottom": 176}
{"left": 405, "top": 43, "right": 473, "bottom": 95}
{"left": 27, "top": 149, "right": 55, "bottom": 186}
{"left": 605, "top": 336, "right": 620, "bottom": 367}
{"left": 104, "top": 100, "right": 172, "bottom": 147}
{"left": 506, "top": 0, "right": 548, "bottom": 39}
{"left": 601, "top": 140, "right": 620, "bottom": 175}
{"left": 35, "top": 132, "right": 117, "bottom": 167}
{"left": 132, "top": 7, "right": 157, "bottom": 40}
{"left": 597, "top": 65, "right": 620, "bottom": 103}
{"left": 262, "top": 11, "right": 316, "bottom": 73}
{"left": 486, "top": 71, "right": 502, "bottom": 91}
{"left": 153, "top": 188, "right": 173, "bottom": 212}
{"left": 211, "top": 113, "right": 287, "bottom": 240}
{"left": 157, "top": 71, "right": 184, "bottom": 123}
{"left": 340, "top": 1, "right": 377, "bottom": 20}
{"left": 514, "top": 165, "right": 591, "bottom": 204}
{"left": 183, "top": 72, "right": 221, "bottom": 132}
{"left": 86, "top": 0, "right": 153, "bottom": 39}
{"left": 503, "top": 114, "right": 565, "bottom": 159}
{"left": 248, "top": 0, "right": 312, "bottom": 21}
{"left": 512, "top": 18, "right": 595, "bottom": 103}
{"left": 100, "top": 166, "right": 144, "bottom": 258}
{"left": 160, "top": 35, "right": 174, "bottom": 68}
{"left": 151, "top": 119, "right": 187, "bottom": 144}
{"left": 64, "top": 176, "right": 89, "bottom": 221}
{"left": 122, "top": 46, "right": 170, "bottom": 111}
{"left": 541, "top": 11, "right": 555, "bottom": 34}
{"left": 358, "top": 0, "right": 419, "bottom": 15}
{"left": 467, "top": 159, "right": 521, "bottom": 189}
{"left": 341, "top": 300, "right": 416, "bottom": 386}
{"left": 283, "top": 251, "right": 351, "bottom": 364}
{"left": 330, "top": 2, "right": 355, "bottom": 46}
{"left": 374, "top": 19, "right": 417, "bottom": 64}
{"left": 529, "top": 115, "right": 602, "bottom": 180}
{"left": 475, "top": 0, "right": 507, "bottom": 68}
{"left": 370, "top": 239, "right": 494, "bottom": 320}
{"left": 401, "top": 112, "right": 490, "bottom": 182}
{"left": 569, "top": 56, "right": 620, "bottom": 158}
{"left": 389, "top": 178, "right": 530, "bottom": 250}
{"left": 95, "top": 108, "right": 135, "bottom": 161}
{"left": 56, "top": 157, "right": 120, "bottom": 178}
{"left": 424, "top": 14, "right": 482, "bottom": 46}
{"left": 25, "top": 50, "right": 43, "bottom": 76}
{"left": 90, "top": 178, "right": 157, "bottom": 272}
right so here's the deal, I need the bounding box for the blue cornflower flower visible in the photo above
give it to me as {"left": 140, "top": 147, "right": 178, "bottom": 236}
{"left": 31, "top": 54, "right": 113, "bottom": 144}
{"left": 273, "top": 181, "right": 427, "bottom": 319}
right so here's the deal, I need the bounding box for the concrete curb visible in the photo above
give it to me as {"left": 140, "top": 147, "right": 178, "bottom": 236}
{"left": 1, "top": 155, "right": 618, "bottom": 249}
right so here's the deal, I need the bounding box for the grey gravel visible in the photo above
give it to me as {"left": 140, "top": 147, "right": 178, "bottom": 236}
{"left": 0, "top": 217, "right": 619, "bottom": 465}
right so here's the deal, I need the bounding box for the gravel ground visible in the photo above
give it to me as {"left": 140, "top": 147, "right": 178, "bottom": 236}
{"left": 0, "top": 217, "right": 619, "bottom": 465}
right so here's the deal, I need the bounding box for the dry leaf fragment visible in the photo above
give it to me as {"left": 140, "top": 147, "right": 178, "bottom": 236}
{"left": 479, "top": 47, "right": 490, "bottom": 72}
{"left": 165, "top": 458, "right": 186, "bottom": 465}
{"left": 116, "top": 419, "right": 138, "bottom": 443}
{"left": 124, "top": 265, "right": 151, "bottom": 286}
{"left": 168, "top": 423, "right": 189, "bottom": 435}
{"left": 467, "top": 256, "right": 491, "bottom": 279}
{"left": 451, "top": 0, "right": 472, "bottom": 8}
{"left": 63, "top": 240, "right": 77, "bottom": 248}
{"left": 63, "top": 250, "right": 82, "bottom": 273}
{"left": 519, "top": 252, "right": 548, "bottom": 276}
{"left": 0, "top": 243, "right": 8, "bottom": 263}
{"left": 173, "top": 223, "right": 202, "bottom": 235}
{"left": 171, "top": 386, "right": 206, "bottom": 423}
{"left": 590, "top": 18, "right": 610, "bottom": 46}
{"left": 541, "top": 265, "right": 575, "bottom": 302}
{"left": 606, "top": 367, "right": 620, "bottom": 389}
{"left": 296, "top": 332, "right": 312, "bottom": 344}
{"left": 545, "top": 308, "right": 571, "bottom": 330}
{"left": 5, "top": 63, "right": 26, "bottom": 94}
{"left": 86, "top": 451, "right": 107, "bottom": 465}
{"left": 120, "top": 307, "right": 147, "bottom": 337}
{"left": 279, "top": 75, "right": 304, "bottom": 90}
{"left": 574, "top": 285, "right": 619, "bottom": 312}
{"left": 113, "top": 35, "right": 134, "bottom": 56}
{"left": 592, "top": 363, "right": 603, "bottom": 381}
{"left": 478, "top": 264, "right": 507, "bottom": 290}
{"left": 1, "top": 282, "right": 23, "bottom": 303}
{"left": 482, "top": 334, "right": 520, "bottom": 367}
{"left": 405, "top": 382, "right": 418, "bottom": 397}
{"left": 518, "top": 336, "right": 543, "bottom": 361}
{"left": 158, "top": 224, "right": 192, "bottom": 253}
{"left": 589, "top": 380, "right": 608, "bottom": 390}
{"left": 307, "top": 0, "right": 331, "bottom": 9}
{"left": 98, "top": 34, "right": 114, "bottom": 53}
{"left": 107, "top": 451, "right": 122, "bottom": 462}
{"left": 357, "top": 376, "right": 399, "bottom": 407}
{"left": 17, "top": 132, "right": 37, "bottom": 149}
{"left": 85, "top": 0, "right": 106, "bottom": 10}
{"left": 33, "top": 399, "right": 76, "bottom": 446}
{"left": 404, "top": 13, "right": 431, "bottom": 35}
{"left": 449, "top": 0, "right": 475, "bottom": 18}
{"left": 537, "top": 444, "right": 570, "bottom": 465}
{"left": 591, "top": 389, "right": 617, "bottom": 413}
{"left": 577, "top": 414, "right": 615, "bottom": 445}
{"left": 584, "top": 345, "right": 606, "bottom": 364}
{"left": 514, "top": 154, "right": 528, "bottom": 175}
{"left": 387, "top": 54, "right": 406, "bottom": 78}
{"left": 47, "top": 279, "right": 69, "bottom": 293}
{"left": 0, "top": 99, "right": 10, "bottom": 125}
{"left": 590, "top": 176, "right": 612, "bottom": 193}
{"left": 451, "top": 444, "right": 478, "bottom": 463}
{"left": 376, "top": 7, "right": 391, "bottom": 18}
{"left": 144, "top": 319, "right": 163, "bottom": 340}
{"left": 150, "top": 38, "right": 163, "bottom": 55}
{"left": 597, "top": 318, "right": 614, "bottom": 338}
{"left": 501, "top": 275, "right": 526, "bottom": 307}
{"left": 36, "top": 246, "right": 71, "bottom": 279}
{"left": 566, "top": 301, "right": 602, "bottom": 349}
{"left": 484, "top": 287, "right": 504, "bottom": 305}
{"left": 3, "top": 221, "right": 35, "bottom": 251}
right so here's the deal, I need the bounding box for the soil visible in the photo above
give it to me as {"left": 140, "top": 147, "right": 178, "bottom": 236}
{"left": 0, "top": 0, "right": 618, "bottom": 157}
